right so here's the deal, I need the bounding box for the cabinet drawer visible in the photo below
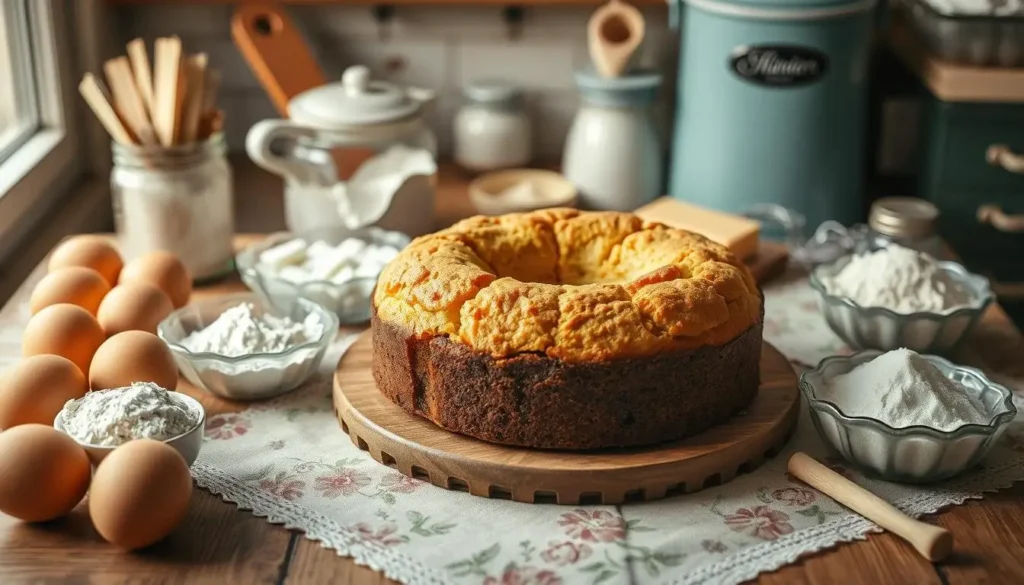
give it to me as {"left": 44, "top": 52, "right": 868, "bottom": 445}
{"left": 923, "top": 101, "right": 1024, "bottom": 192}
{"left": 932, "top": 187, "right": 1024, "bottom": 282}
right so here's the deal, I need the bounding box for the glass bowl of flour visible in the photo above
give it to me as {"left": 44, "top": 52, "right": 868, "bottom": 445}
{"left": 809, "top": 244, "right": 993, "bottom": 354}
{"left": 158, "top": 293, "right": 338, "bottom": 400}
{"left": 801, "top": 349, "right": 1016, "bottom": 483}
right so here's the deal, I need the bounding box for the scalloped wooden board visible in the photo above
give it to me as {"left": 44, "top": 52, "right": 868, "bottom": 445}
{"left": 333, "top": 331, "right": 799, "bottom": 504}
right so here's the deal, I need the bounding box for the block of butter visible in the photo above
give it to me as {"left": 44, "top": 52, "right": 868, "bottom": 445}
{"left": 634, "top": 197, "right": 760, "bottom": 260}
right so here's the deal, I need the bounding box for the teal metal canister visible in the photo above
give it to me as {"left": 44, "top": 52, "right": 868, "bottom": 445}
{"left": 668, "top": 0, "right": 876, "bottom": 229}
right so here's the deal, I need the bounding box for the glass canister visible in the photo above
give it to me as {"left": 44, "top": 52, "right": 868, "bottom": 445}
{"left": 111, "top": 134, "right": 235, "bottom": 281}
{"left": 868, "top": 196, "right": 944, "bottom": 258}
{"left": 453, "top": 80, "right": 532, "bottom": 173}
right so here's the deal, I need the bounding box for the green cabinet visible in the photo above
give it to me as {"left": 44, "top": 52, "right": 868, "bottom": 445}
{"left": 921, "top": 100, "right": 1024, "bottom": 282}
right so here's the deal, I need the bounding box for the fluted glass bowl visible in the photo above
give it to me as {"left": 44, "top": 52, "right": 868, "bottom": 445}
{"left": 158, "top": 293, "right": 337, "bottom": 401}
{"left": 801, "top": 350, "right": 1016, "bottom": 483}
{"left": 235, "top": 227, "right": 411, "bottom": 325}
{"left": 809, "top": 256, "right": 993, "bottom": 354}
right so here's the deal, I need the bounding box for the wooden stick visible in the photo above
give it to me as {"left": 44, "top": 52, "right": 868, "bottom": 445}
{"left": 201, "top": 68, "right": 221, "bottom": 117}
{"left": 104, "top": 56, "right": 156, "bottom": 146}
{"left": 787, "top": 453, "right": 953, "bottom": 561}
{"left": 152, "top": 36, "right": 183, "bottom": 147}
{"left": 78, "top": 73, "right": 134, "bottom": 145}
{"left": 126, "top": 38, "right": 155, "bottom": 118}
{"left": 180, "top": 53, "right": 207, "bottom": 144}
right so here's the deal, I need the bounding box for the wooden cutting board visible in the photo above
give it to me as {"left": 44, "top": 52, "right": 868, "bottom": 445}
{"left": 333, "top": 331, "right": 799, "bottom": 504}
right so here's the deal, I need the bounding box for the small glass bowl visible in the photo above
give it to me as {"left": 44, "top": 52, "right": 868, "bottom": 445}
{"left": 800, "top": 350, "right": 1016, "bottom": 483}
{"left": 158, "top": 293, "right": 338, "bottom": 401}
{"left": 235, "top": 226, "right": 411, "bottom": 325}
{"left": 809, "top": 255, "right": 993, "bottom": 354}
{"left": 54, "top": 391, "right": 206, "bottom": 467}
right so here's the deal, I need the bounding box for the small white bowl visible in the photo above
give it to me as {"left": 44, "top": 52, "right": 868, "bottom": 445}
{"left": 54, "top": 392, "right": 206, "bottom": 467}
{"left": 469, "top": 169, "right": 577, "bottom": 215}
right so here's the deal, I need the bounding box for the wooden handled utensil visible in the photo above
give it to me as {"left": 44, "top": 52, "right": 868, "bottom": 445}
{"left": 787, "top": 452, "right": 953, "bottom": 562}
{"left": 231, "top": 1, "right": 326, "bottom": 116}
{"left": 588, "top": 0, "right": 645, "bottom": 78}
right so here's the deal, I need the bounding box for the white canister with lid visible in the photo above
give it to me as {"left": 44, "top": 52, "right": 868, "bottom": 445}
{"left": 562, "top": 70, "right": 662, "bottom": 212}
{"left": 453, "top": 80, "right": 532, "bottom": 173}
{"left": 246, "top": 65, "right": 438, "bottom": 238}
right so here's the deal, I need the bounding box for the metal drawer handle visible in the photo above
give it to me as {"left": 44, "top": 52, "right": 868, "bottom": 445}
{"left": 986, "top": 145, "right": 1024, "bottom": 175}
{"left": 978, "top": 204, "right": 1024, "bottom": 233}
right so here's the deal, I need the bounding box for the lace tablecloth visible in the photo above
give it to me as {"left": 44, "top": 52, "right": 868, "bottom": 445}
{"left": 193, "top": 271, "right": 1024, "bottom": 585}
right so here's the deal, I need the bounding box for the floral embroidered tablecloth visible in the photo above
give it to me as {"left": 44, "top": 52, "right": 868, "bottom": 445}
{"left": 193, "top": 270, "right": 1024, "bottom": 585}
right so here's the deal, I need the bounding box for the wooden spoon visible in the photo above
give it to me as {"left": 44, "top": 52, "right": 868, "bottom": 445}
{"left": 788, "top": 453, "right": 953, "bottom": 562}
{"left": 588, "top": 0, "right": 646, "bottom": 78}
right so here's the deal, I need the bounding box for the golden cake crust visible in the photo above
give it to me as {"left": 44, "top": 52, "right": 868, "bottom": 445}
{"left": 372, "top": 208, "right": 761, "bottom": 362}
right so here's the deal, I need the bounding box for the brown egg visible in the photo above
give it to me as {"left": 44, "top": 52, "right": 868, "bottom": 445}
{"left": 119, "top": 252, "right": 192, "bottom": 308}
{"left": 30, "top": 266, "right": 111, "bottom": 316}
{"left": 22, "top": 304, "right": 106, "bottom": 377}
{"left": 48, "top": 235, "right": 123, "bottom": 287}
{"left": 97, "top": 283, "right": 175, "bottom": 336}
{"left": 0, "top": 355, "right": 88, "bottom": 430}
{"left": 89, "top": 439, "right": 192, "bottom": 549}
{"left": 88, "top": 330, "right": 178, "bottom": 391}
{"left": 0, "top": 424, "right": 91, "bottom": 522}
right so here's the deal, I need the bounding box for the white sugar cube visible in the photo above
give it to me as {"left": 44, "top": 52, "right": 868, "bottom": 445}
{"left": 330, "top": 266, "right": 356, "bottom": 284}
{"left": 305, "top": 240, "right": 334, "bottom": 259}
{"left": 335, "top": 237, "right": 368, "bottom": 261}
{"left": 259, "top": 238, "right": 307, "bottom": 268}
{"left": 354, "top": 259, "right": 384, "bottom": 279}
{"left": 307, "top": 251, "right": 352, "bottom": 281}
{"left": 276, "top": 266, "right": 308, "bottom": 284}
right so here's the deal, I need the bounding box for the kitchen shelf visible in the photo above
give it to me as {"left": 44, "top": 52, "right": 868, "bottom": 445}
{"left": 890, "top": 16, "right": 1024, "bottom": 104}
{"left": 110, "top": 0, "right": 667, "bottom": 5}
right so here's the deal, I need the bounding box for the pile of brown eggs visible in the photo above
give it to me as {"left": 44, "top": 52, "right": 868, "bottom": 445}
{"left": 0, "top": 236, "right": 197, "bottom": 550}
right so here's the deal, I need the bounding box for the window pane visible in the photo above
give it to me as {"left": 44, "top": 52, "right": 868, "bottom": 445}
{"left": 0, "top": 1, "right": 38, "bottom": 162}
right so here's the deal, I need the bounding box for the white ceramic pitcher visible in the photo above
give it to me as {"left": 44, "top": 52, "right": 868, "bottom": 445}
{"left": 246, "top": 65, "right": 438, "bottom": 238}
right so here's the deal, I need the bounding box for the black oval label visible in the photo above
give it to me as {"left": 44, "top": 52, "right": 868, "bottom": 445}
{"left": 729, "top": 45, "right": 829, "bottom": 87}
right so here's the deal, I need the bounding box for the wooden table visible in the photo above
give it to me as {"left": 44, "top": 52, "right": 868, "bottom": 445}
{"left": 2, "top": 165, "right": 1024, "bottom": 584}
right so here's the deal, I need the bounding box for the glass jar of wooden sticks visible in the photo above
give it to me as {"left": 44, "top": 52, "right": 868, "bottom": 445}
{"left": 111, "top": 133, "right": 234, "bottom": 281}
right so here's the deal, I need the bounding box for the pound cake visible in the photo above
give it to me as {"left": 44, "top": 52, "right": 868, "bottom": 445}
{"left": 371, "top": 209, "right": 763, "bottom": 450}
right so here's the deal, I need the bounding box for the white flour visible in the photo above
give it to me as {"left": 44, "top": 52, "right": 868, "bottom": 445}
{"left": 59, "top": 382, "right": 199, "bottom": 447}
{"left": 820, "top": 348, "right": 989, "bottom": 431}
{"left": 181, "top": 302, "right": 324, "bottom": 356}
{"left": 822, "top": 245, "right": 973, "bottom": 313}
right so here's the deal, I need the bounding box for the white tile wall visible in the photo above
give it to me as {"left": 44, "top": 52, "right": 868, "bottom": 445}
{"left": 113, "top": 4, "right": 675, "bottom": 161}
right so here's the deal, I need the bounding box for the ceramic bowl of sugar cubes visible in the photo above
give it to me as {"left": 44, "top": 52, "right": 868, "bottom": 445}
{"left": 236, "top": 226, "right": 411, "bottom": 324}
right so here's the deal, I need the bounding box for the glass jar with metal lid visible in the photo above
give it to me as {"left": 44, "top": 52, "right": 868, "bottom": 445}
{"left": 112, "top": 134, "right": 235, "bottom": 281}
{"left": 453, "top": 80, "right": 532, "bottom": 173}
{"left": 868, "top": 196, "right": 944, "bottom": 258}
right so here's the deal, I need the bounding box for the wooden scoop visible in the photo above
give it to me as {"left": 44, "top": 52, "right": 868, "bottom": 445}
{"left": 788, "top": 453, "right": 953, "bottom": 562}
{"left": 588, "top": 0, "right": 646, "bottom": 78}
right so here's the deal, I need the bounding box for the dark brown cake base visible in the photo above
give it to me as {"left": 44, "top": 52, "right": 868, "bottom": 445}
{"left": 370, "top": 308, "right": 763, "bottom": 450}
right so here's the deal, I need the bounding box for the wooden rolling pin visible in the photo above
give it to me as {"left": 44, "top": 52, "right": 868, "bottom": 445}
{"left": 787, "top": 452, "right": 953, "bottom": 562}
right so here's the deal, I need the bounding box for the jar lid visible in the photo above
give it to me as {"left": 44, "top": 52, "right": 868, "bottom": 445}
{"left": 574, "top": 69, "right": 662, "bottom": 108}
{"left": 869, "top": 197, "right": 939, "bottom": 239}
{"left": 288, "top": 65, "right": 433, "bottom": 128}
{"left": 463, "top": 79, "right": 524, "bottom": 106}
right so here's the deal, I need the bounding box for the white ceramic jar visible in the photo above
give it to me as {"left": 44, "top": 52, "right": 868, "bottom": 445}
{"left": 453, "top": 80, "right": 532, "bottom": 173}
{"left": 246, "top": 65, "right": 438, "bottom": 239}
{"left": 562, "top": 70, "right": 662, "bottom": 211}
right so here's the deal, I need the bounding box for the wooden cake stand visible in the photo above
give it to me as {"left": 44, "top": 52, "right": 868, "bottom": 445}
{"left": 333, "top": 332, "right": 799, "bottom": 504}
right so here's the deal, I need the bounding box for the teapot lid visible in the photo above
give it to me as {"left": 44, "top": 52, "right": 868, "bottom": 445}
{"left": 288, "top": 65, "right": 432, "bottom": 127}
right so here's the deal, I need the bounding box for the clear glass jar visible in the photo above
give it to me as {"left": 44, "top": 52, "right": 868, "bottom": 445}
{"left": 868, "top": 197, "right": 944, "bottom": 259}
{"left": 112, "top": 134, "right": 234, "bottom": 281}
{"left": 453, "top": 81, "right": 532, "bottom": 173}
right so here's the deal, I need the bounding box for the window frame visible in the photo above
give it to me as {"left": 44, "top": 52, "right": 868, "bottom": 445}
{"left": 0, "top": 0, "right": 82, "bottom": 261}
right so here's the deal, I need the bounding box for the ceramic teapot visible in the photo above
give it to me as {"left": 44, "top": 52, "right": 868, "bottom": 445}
{"left": 246, "top": 65, "right": 438, "bottom": 238}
